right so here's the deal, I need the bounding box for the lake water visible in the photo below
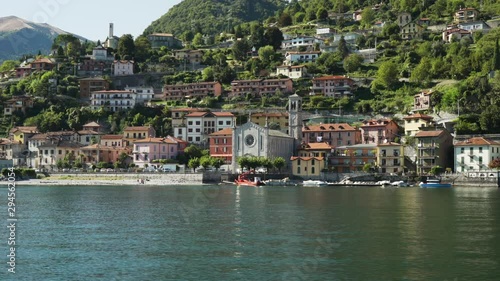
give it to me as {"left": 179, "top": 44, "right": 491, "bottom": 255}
{"left": 2, "top": 185, "right": 500, "bottom": 281}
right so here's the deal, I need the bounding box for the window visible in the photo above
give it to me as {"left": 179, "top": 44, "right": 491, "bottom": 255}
{"left": 188, "top": 121, "right": 193, "bottom": 125}
{"left": 196, "top": 137, "right": 200, "bottom": 142}
{"left": 479, "top": 147, "right": 483, "bottom": 153}
{"left": 461, "top": 147, "right": 464, "bottom": 153}
{"left": 218, "top": 121, "right": 223, "bottom": 125}
{"left": 196, "top": 121, "right": 201, "bottom": 125}
{"left": 188, "top": 137, "right": 193, "bottom": 142}
{"left": 58, "top": 150, "right": 62, "bottom": 155}
{"left": 226, "top": 121, "right": 231, "bottom": 125}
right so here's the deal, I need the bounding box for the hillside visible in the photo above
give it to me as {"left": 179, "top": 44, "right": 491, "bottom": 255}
{"left": 143, "top": 0, "right": 288, "bottom": 36}
{"left": 0, "top": 16, "right": 85, "bottom": 62}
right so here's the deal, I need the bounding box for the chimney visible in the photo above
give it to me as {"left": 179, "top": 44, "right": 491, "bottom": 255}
{"left": 109, "top": 23, "right": 114, "bottom": 38}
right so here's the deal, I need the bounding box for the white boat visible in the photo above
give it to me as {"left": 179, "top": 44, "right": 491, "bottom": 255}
{"left": 419, "top": 179, "right": 452, "bottom": 188}
{"left": 302, "top": 180, "right": 328, "bottom": 187}
{"left": 391, "top": 180, "right": 411, "bottom": 187}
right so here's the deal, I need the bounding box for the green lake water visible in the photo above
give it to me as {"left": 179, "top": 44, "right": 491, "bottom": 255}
{"left": 1, "top": 185, "right": 499, "bottom": 280}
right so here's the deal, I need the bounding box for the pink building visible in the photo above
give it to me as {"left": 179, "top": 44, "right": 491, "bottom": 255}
{"left": 132, "top": 136, "right": 188, "bottom": 167}
{"left": 310, "top": 75, "right": 355, "bottom": 98}
{"left": 80, "top": 144, "right": 130, "bottom": 166}
{"left": 360, "top": 119, "right": 400, "bottom": 144}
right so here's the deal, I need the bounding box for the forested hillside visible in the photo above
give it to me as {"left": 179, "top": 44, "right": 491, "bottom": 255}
{"left": 144, "top": 0, "right": 288, "bottom": 37}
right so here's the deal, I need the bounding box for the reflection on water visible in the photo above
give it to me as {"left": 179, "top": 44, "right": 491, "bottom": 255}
{"left": 2, "top": 185, "right": 499, "bottom": 281}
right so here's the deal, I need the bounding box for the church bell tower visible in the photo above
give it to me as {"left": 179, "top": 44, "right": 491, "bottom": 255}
{"left": 288, "top": 93, "right": 302, "bottom": 143}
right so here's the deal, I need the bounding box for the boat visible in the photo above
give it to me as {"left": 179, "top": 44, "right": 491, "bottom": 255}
{"left": 419, "top": 178, "right": 452, "bottom": 188}
{"left": 391, "top": 180, "right": 411, "bottom": 187}
{"left": 302, "top": 180, "right": 328, "bottom": 187}
{"left": 235, "top": 172, "right": 265, "bottom": 187}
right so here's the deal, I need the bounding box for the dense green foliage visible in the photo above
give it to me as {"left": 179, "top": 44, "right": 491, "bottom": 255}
{"left": 144, "top": 0, "right": 288, "bottom": 37}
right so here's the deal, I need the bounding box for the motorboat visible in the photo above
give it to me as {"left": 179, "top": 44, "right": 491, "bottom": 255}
{"left": 235, "top": 172, "right": 265, "bottom": 187}
{"left": 419, "top": 178, "right": 452, "bottom": 188}
{"left": 302, "top": 180, "right": 328, "bottom": 187}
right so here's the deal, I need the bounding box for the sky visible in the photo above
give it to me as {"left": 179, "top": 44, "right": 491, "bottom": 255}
{"left": 0, "top": 0, "right": 183, "bottom": 41}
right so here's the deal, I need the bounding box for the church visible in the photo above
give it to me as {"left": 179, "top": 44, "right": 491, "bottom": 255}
{"left": 231, "top": 94, "right": 302, "bottom": 172}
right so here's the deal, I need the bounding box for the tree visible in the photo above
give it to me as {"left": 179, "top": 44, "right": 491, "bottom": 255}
{"left": 258, "top": 45, "right": 276, "bottom": 66}
{"left": 273, "top": 157, "right": 285, "bottom": 173}
{"left": 117, "top": 34, "right": 135, "bottom": 60}
{"left": 374, "top": 61, "right": 399, "bottom": 90}
{"left": 264, "top": 27, "right": 284, "bottom": 50}
{"left": 188, "top": 157, "right": 200, "bottom": 172}
{"left": 343, "top": 53, "right": 364, "bottom": 72}
{"left": 278, "top": 12, "right": 293, "bottom": 27}
{"left": 232, "top": 39, "right": 250, "bottom": 61}
{"left": 410, "top": 57, "right": 433, "bottom": 86}
{"left": 192, "top": 33, "right": 204, "bottom": 47}
{"left": 200, "top": 156, "right": 212, "bottom": 170}
{"left": 360, "top": 7, "right": 375, "bottom": 27}
{"left": 134, "top": 35, "right": 152, "bottom": 62}
{"left": 211, "top": 158, "right": 224, "bottom": 170}
{"left": 0, "top": 60, "right": 18, "bottom": 72}
{"left": 316, "top": 8, "right": 328, "bottom": 21}
{"left": 493, "top": 38, "right": 500, "bottom": 71}
{"left": 250, "top": 22, "right": 266, "bottom": 49}
{"left": 202, "top": 66, "right": 215, "bottom": 81}
{"left": 336, "top": 36, "right": 349, "bottom": 59}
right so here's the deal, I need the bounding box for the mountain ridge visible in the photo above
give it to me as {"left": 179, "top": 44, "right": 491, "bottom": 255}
{"left": 0, "top": 16, "right": 87, "bottom": 62}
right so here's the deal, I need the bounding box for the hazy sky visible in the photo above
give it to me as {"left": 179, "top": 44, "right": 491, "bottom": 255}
{"left": 0, "top": 0, "right": 183, "bottom": 41}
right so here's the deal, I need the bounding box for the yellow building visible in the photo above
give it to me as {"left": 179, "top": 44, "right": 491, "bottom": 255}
{"left": 297, "top": 142, "right": 333, "bottom": 158}
{"left": 377, "top": 142, "right": 404, "bottom": 174}
{"left": 123, "top": 126, "right": 156, "bottom": 146}
{"left": 251, "top": 112, "right": 289, "bottom": 133}
{"left": 403, "top": 113, "right": 434, "bottom": 136}
{"left": 291, "top": 156, "right": 325, "bottom": 178}
{"left": 9, "top": 126, "right": 39, "bottom": 145}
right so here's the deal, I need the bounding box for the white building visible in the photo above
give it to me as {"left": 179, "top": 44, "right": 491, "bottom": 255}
{"left": 113, "top": 60, "right": 134, "bottom": 76}
{"left": 276, "top": 65, "right": 308, "bottom": 79}
{"left": 281, "top": 36, "right": 323, "bottom": 50}
{"left": 454, "top": 137, "right": 500, "bottom": 173}
{"left": 124, "top": 86, "right": 155, "bottom": 105}
{"left": 91, "top": 90, "right": 136, "bottom": 112}
{"left": 173, "top": 111, "right": 236, "bottom": 145}
{"left": 284, "top": 51, "right": 321, "bottom": 65}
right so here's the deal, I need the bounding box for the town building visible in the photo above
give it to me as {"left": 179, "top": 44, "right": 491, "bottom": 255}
{"left": 112, "top": 60, "right": 134, "bottom": 76}
{"left": 398, "top": 12, "right": 423, "bottom": 39}
{"left": 414, "top": 129, "right": 454, "bottom": 175}
{"left": 251, "top": 112, "right": 289, "bottom": 134}
{"left": 208, "top": 128, "right": 233, "bottom": 164}
{"left": 454, "top": 8, "right": 479, "bottom": 23}
{"left": 457, "top": 21, "right": 491, "bottom": 33}
{"left": 31, "top": 58, "right": 55, "bottom": 72}
{"left": 377, "top": 142, "right": 404, "bottom": 174}
{"left": 103, "top": 23, "right": 119, "bottom": 49}
{"left": 413, "top": 90, "right": 433, "bottom": 111}
{"left": 100, "top": 135, "right": 126, "bottom": 147}
{"left": 123, "top": 126, "right": 156, "bottom": 146}
{"left": 276, "top": 65, "right": 308, "bottom": 79}
{"left": 360, "top": 119, "right": 400, "bottom": 144}
{"left": 173, "top": 49, "right": 204, "bottom": 68}
{"left": 174, "top": 111, "right": 236, "bottom": 145}
{"left": 83, "top": 122, "right": 105, "bottom": 134}
{"left": 79, "top": 77, "right": 110, "bottom": 100}
{"left": 90, "top": 90, "right": 136, "bottom": 111}
{"left": 281, "top": 36, "right": 323, "bottom": 50}
{"left": 310, "top": 75, "right": 355, "bottom": 98}
{"left": 290, "top": 156, "right": 325, "bottom": 178}
{"left": 403, "top": 113, "right": 435, "bottom": 136}
{"left": 230, "top": 78, "right": 293, "bottom": 98}
{"left": 170, "top": 108, "right": 205, "bottom": 127}
{"left": 301, "top": 123, "right": 360, "bottom": 147}
{"left": 124, "top": 86, "right": 155, "bottom": 105}
{"left": 3, "top": 95, "right": 33, "bottom": 116}
{"left": 284, "top": 51, "right": 321, "bottom": 65}
{"left": 163, "top": 82, "right": 222, "bottom": 101}
{"left": 454, "top": 137, "right": 500, "bottom": 173}
{"left": 442, "top": 28, "right": 472, "bottom": 43}
{"left": 147, "top": 33, "right": 182, "bottom": 49}
{"left": 297, "top": 142, "right": 333, "bottom": 158}
{"left": 80, "top": 144, "right": 129, "bottom": 167}
{"left": 10, "top": 126, "right": 39, "bottom": 145}
{"left": 330, "top": 144, "right": 377, "bottom": 173}
{"left": 132, "top": 136, "right": 187, "bottom": 167}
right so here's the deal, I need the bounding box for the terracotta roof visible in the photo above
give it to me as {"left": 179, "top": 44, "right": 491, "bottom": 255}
{"left": 302, "top": 123, "right": 356, "bottom": 131}
{"left": 0, "top": 138, "right": 12, "bottom": 145}
{"left": 32, "top": 58, "right": 53, "bottom": 64}
{"left": 101, "top": 134, "right": 123, "bottom": 140}
{"left": 290, "top": 156, "right": 324, "bottom": 161}
{"left": 124, "top": 126, "right": 152, "bottom": 131}
{"left": 92, "top": 90, "right": 133, "bottom": 94}
{"left": 313, "top": 75, "right": 353, "bottom": 81}
{"left": 78, "top": 130, "right": 100, "bottom": 135}
{"left": 29, "top": 133, "right": 48, "bottom": 140}
{"left": 10, "top": 126, "right": 39, "bottom": 134}
{"left": 361, "top": 119, "right": 393, "bottom": 127}
{"left": 81, "top": 144, "right": 128, "bottom": 151}
{"left": 415, "top": 130, "right": 444, "bottom": 137}
{"left": 302, "top": 142, "right": 333, "bottom": 150}
{"left": 83, "top": 122, "right": 101, "bottom": 127}
{"left": 378, "top": 142, "right": 402, "bottom": 146}
{"left": 454, "top": 137, "right": 500, "bottom": 146}
{"left": 251, "top": 112, "right": 288, "bottom": 117}
{"left": 186, "top": 111, "right": 234, "bottom": 117}
{"left": 134, "top": 137, "right": 178, "bottom": 144}
{"left": 210, "top": 128, "right": 233, "bottom": 136}
{"left": 403, "top": 113, "right": 433, "bottom": 120}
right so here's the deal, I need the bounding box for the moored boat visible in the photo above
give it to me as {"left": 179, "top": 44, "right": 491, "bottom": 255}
{"left": 302, "top": 180, "right": 328, "bottom": 187}
{"left": 419, "top": 178, "right": 452, "bottom": 188}
{"left": 235, "top": 172, "right": 265, "bottom": 186}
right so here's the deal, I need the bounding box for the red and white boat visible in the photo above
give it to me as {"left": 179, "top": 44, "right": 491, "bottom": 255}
{"left": 235, "top": 172, "right": 266, "bottom": 187}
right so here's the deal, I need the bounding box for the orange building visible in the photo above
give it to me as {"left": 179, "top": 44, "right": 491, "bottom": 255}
{"left": 208, "top": 128, "right": 233, "bottom": 163}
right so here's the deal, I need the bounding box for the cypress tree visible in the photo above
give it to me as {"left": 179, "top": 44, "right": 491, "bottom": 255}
{"left": 493, "top": 38, "right": 500, "bottom": 71}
